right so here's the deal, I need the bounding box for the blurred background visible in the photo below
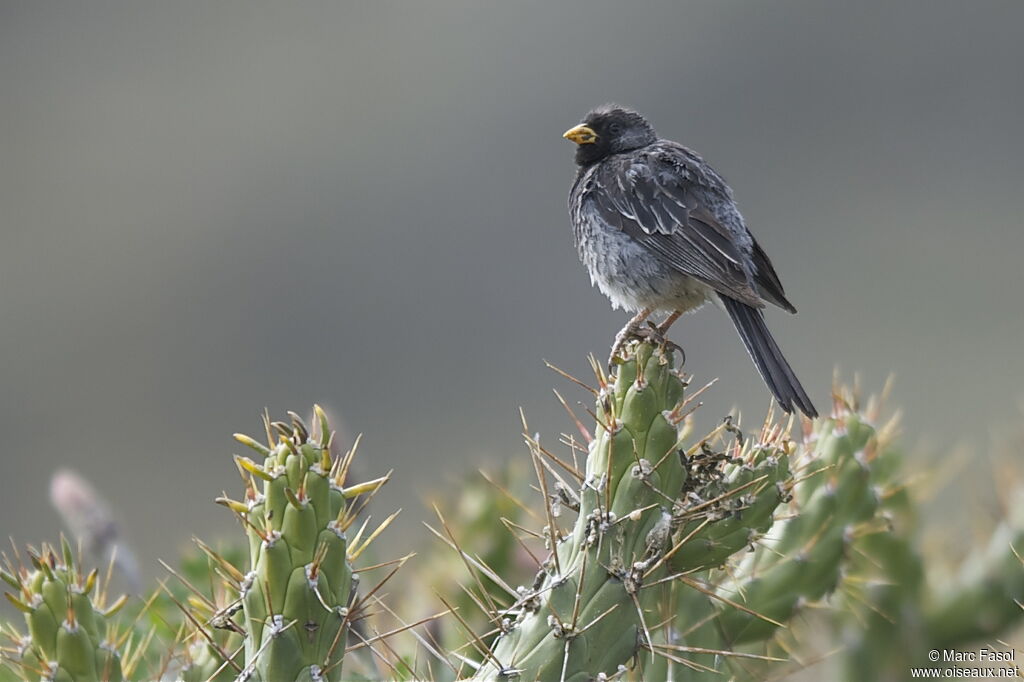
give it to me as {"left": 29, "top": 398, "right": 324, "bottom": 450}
{"left": 1, "top": 1, "right": 1022, "bottom": 579}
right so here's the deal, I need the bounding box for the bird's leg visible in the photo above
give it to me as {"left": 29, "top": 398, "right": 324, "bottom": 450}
{"left": 608, "top": 307, "right": 653, "bottom": 370}
{"left": 655, "top": 310, "right": 683, "bottom": 335}
{"left": 643, "top": 310, "right": 685, "bottom": 365}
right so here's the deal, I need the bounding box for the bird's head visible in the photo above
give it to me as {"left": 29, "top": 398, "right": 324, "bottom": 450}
{"left": 563, "top": 105, "right": 657, "bottom": 166}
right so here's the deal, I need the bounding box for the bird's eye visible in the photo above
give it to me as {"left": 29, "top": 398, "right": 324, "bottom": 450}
{"left": 609, "top": 123, "right": 623, "bottom": 135}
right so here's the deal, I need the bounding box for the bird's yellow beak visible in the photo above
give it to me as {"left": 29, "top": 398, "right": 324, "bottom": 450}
{"left": 563, "top": 124, "right": 598, "bottom": 145}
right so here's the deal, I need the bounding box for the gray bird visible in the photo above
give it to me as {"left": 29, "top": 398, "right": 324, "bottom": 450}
{"left": 564, "top": 104, "right": 817, "bottom": 417}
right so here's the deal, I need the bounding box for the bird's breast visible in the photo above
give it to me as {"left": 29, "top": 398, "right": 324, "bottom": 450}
{"left": 571, "top": 198, "right": 710, "bottom": 314}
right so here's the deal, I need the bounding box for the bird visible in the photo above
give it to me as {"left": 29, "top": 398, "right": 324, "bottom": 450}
{"left": 563, "top": 104, "right": 817, "bottom": 417}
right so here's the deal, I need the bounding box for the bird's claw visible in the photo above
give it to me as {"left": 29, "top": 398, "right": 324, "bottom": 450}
{"left": 639, "top": 322, "right": 684, "bottom": 361}
{"left": 607, "top": 322, "right": 683, "bottom": 372}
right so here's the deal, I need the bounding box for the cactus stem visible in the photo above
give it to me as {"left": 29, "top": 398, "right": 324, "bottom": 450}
{"left": 240, "top": 616, "right": 296, "bottom": 680}
{"left": 576, "top": 602, "right": 620, "bottom": 637}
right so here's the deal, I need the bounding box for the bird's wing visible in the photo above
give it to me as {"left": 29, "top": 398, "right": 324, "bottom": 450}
{"left": 750, "top": 236, "right": 797, "bottom": 313}
{"left": 588, "top": 149, "right": 765, "bottom": 307}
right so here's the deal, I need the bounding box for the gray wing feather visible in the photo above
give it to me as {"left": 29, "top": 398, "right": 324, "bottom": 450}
{"left": 588, "top": 149, "right": 765, "bottom": 307}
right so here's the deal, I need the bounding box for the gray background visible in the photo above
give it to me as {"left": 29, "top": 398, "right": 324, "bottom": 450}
{"left": 2, "top": 1, "right": 1022, "bottom": 577}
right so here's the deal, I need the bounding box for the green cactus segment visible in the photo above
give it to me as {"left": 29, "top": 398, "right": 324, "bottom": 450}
{"left": 668, "top": 443, "right": 790, "bottom": 573}
{"left": 227, "top": 408, "right": 368, "bottom": 682}
{"left": 712, "top": 415, "right": 880, "bottom": 645}
{"left": 825, "top": 409, "right": 926, "bottom": 681}
{"left": 470, "top": 343, "right": 687, "bottom": 681}
{"left": 1, "top": 539, "right": 126, "bottom": 682}
{"left": 924, "top": 494, "right": 1024, "bottom": 648}
{"left": 639, "top": 579, "right": 724, "bottom": 681}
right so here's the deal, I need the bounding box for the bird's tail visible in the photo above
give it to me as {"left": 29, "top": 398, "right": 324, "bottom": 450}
{"left": 722, "top": 297, "right": 818, "bottom": 418}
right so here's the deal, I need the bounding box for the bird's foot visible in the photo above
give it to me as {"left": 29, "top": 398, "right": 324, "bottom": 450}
{"left": 607, "top": 327, "right": 639, "bottom": 372}
{"left": 608, "top": 321, "right": 683, "bottom": 371}
{"left": 638, "top": 322, "right": 684, "bottom": 363}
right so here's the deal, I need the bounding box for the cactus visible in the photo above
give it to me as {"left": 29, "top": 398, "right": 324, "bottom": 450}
{"left": 463, "top": 342, "right": 689, "bottom": 680}
{"left": 635, "top": 402, "right": 893, "bottom": 680}
{"left": 414, "top": 461, "right": 539, "bottom": 679}
{"left": 459, "top": 342, "right": 800, "bottom": 681}
{"left": 923, "top": 493, "right": 1024, "bottom": 649}
{"left": 1, "top": 343, "right": 1022, "bottom": 682}
{"left": 218, "top": 408, "right": 399, "bottom": 682}
{"left": 831, "top": 391, "right": 1024, "bottom": 681}
{"left": 165, "top": 544, "right": 247, "bottom": 682}
{"left": 631, "top": 387, "right": 1024, "bottom": 681}
{"left": 0, "top": 539, "right": 132, "bottom": 682}
{"left": 0, "top": 407, "right": 403, "bottom": 682}
{"left": 178, "top": 629, "right": 243, "bottom": 682}
{"left": 711, "top": 411, "right": 881, "bottom": 646}
{"left": 442, "top": 344, "right": 1023, "bottom": 680}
